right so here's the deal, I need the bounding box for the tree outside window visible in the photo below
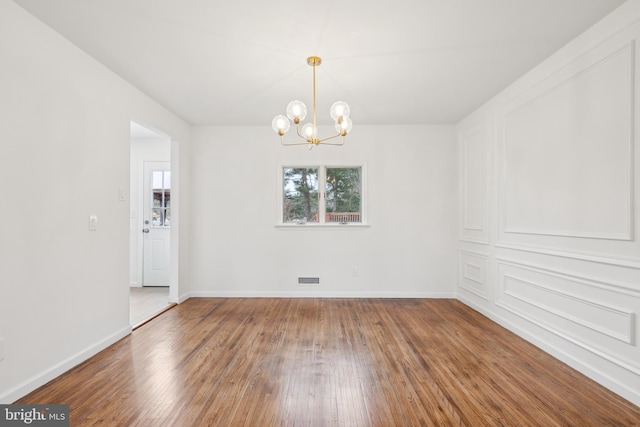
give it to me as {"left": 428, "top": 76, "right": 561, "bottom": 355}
{"left": 325, "top": 167, "right": 361, "bottom": 223}
{"left": 283, "top": 168, "right": 319, "bottom": 223}
{"left": 282, "top": 166, "right": 362, "bottom": 224}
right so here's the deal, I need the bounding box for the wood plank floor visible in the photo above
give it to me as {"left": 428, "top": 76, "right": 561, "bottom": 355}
{"left": 17, "top": 298, "right": 640, "bottom": 426}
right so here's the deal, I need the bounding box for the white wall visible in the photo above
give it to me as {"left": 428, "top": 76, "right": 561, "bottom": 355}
{"left": 457, "top": 1, "right": 640, "bottom": 406}
{"left": 189, "top": 125, "right": 458, "bottom": 297}
{"left": 0, "top": 0, "right": 191, "bottom": 403}
{"left": 129, "top": 137, "right": 171, "bottom": 286}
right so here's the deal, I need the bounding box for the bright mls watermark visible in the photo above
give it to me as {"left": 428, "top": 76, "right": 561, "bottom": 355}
{"left": 0, "top": 405, "right": 69, "bottom": 426}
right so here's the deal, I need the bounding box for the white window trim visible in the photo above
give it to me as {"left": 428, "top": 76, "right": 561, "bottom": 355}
{"left": 276, "top": 164, "right": 368, "bottom": 228}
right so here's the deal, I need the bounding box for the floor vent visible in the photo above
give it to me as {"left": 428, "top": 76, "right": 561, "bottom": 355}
{"left": 298, "top": 277, "right": 320, "bottom": 285}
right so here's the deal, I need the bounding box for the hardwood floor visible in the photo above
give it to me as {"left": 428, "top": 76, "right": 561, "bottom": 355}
{"left": 17, "top": 299, "right": 640, "bottom": 426}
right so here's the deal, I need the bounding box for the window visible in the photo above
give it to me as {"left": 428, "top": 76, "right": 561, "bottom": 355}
{"left": 325, "top": 167, "right": 362, "bottom": 223}
{"left": 283, "top": 168, "right": 319, "bottom": 223}
{"left": 281, "top": 166, "right": 364, "bottom": 225}
{"left": 152, "top": 170, "right": 171, "bottom": 227}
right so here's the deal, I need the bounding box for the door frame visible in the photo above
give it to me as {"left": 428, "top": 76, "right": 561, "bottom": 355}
{"left": 129, "top": 122, "right": 173, "bottom": 290}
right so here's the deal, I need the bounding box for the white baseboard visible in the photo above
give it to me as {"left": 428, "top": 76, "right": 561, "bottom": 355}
{"left": 457, "top": 294, "right": 640, "bottom": 407}
{"left": 170, "top": 291, "right": 191, "bottom": 304}
{"left": 188, "top": 291, "right": 457, "bottom": 298}
{"left": 0, "top": 326, "right": 131, "bottom": 404}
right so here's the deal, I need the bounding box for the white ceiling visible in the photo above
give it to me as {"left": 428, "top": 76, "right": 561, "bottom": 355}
{"left": 13, "top": 0, "right": 626, "bottom": 126}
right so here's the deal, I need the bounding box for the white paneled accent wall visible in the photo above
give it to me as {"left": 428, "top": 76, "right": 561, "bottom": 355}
{"left": 457, "top": 2, "right": 640, "bottom": 406}
{"left": 498, "top": 42, "right": 634, "bottom": 244}
{"left": 458, "top": 250, "right": 489, "bottom": 300}
{"left": 459, "top": 123, "right": 489, "bottom": 245}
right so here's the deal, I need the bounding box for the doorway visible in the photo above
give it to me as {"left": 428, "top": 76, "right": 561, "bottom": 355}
{"left": 142, "top": 161, "right": 171, "bottom": 286}
{"left": 129, "top": 121, "right": 173, "bottom": 327}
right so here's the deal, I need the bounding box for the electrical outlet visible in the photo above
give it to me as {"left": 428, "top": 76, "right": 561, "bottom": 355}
{"left": 0, "top": 338, "right": 5, "bottom": 361}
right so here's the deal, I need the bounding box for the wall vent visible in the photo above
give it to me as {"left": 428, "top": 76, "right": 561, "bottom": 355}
{"left": 298, "top": 277, "right": 320, "bottom": 285}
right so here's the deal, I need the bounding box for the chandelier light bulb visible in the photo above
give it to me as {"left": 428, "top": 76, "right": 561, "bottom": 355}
{"left": 272, "top": 115, "right": 290, "bottom": 135}
{"left": 335, "top": 117, "right": 353, "bottom": 136}
{"left": 301, "top": 123, "right": 316, "bottom": 140}
{"left": 286, "top": 100, "right": 307, "bottom": 123}
{"left": 330, "top": 101, "right": 350, "bottom": 121}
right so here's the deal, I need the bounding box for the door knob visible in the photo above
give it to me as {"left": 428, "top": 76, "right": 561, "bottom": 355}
{"left": 142, "top": 228, "right": 150, "bottom": 233}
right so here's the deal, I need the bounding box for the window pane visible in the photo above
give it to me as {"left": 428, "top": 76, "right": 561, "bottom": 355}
{"left": 152, "top": 208, "right": 162, "bottom": 226}
{"left": 283, "top": 168, "right": 319, "bottom": 223}
{"left": 153, "top": 191, "right": 162, "bottom": 207}
{"left": 164, "top": 209, "right": 171, "bottom": 227}
{"left": 326, "top": 167, "right": 361, "bottom": 223}
{"left": 152, "top": 171, "right": 164, "bottom": 189}
{"left": 164, "top": 190, "right": 171, "bottom": 208}
{"left": 164, "top": 171, "right": 171, "bottom": 189}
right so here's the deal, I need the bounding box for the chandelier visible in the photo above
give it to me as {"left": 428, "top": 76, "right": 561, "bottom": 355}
{"left": 272, "top": 56, "right": 352, "bottom": 147}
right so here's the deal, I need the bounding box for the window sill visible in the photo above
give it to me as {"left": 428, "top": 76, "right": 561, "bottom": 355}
{"left": 275, "top": 223, "right": 370, "bottom": 229}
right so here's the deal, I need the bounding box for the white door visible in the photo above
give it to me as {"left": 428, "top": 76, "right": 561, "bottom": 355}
{"left": 142, "top": 162, "right": 171, "bottom": 286}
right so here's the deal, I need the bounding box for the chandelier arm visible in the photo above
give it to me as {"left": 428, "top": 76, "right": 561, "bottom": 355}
{"left": 280, "top": 136, "right": 312, "bottom": 146}
{"left": 281, "top": 140, "right": 313, "bottom": 146}
{"left": 318, "top": 139, "right": 345, "bottom": 146}
{"left": 316, "top": 133, "right": 345, "bottom": 144}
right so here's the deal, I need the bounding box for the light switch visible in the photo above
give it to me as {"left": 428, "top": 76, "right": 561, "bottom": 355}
{"left": 0, "top": 338, "right": 5, "bottom": 361}
{"left": 89, "top": 215, "right": 98, "bottom": 231}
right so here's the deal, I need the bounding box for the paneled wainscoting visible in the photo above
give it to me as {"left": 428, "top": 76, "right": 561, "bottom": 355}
{"left": 18, "top": 299, "right": 640, "bottom": 425}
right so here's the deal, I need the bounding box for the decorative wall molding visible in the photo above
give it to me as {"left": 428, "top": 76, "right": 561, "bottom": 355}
{"left": 495, "top": 298, "right": 640, "bottom": 377}
{"left": 459, "top": 123, "right": 489, "bottom": 244}
{"left": 495, "top": 258, "right": 639, "bottom": 375}
{"left": 459, "top": 237, "right": 490, "bottom": 245}
{"left": 502, "top": 227, "right": 632, "bottom": 241}
{"left": 458, "top": 250, "right": 489, "bottom": 299}
{"left": 461, "top": 126, "right": 485, "bottom": 230}
{"left": 495, "top": 243, "right": 640, "bottom": 271}
{"left": 457, "top": 10, "right": 640, "bottom": 406}
{"left": 496, "top": 256, "right": 640, "bottom": 300}
{"left": 501, "top": 273, "right": 634, "bottom": 344}
{"left": 461, "top": 294, "right": 640, "bottom": 405}
{"left": 464, "top": 262, "right": 483, "bottom": 284}
{"left": 497, "top": 41, "right": 635, "bottom": 242}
